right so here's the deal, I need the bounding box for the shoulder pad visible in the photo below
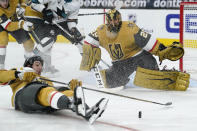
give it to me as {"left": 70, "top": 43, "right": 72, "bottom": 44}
{"left": 98, "top": 25, "right": 105, "bottom": 30}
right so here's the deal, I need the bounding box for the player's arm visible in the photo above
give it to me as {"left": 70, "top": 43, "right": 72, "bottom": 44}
{"left": 0, "top": 70, "right": 18, "bottom": 85}
{"left": 28, "top": 0, "right": 46, "bottom": 12}
{"left": 0, "top": 13, "right": 21, "bottom": 31}
{"left": 80, "top": 30, "right": 101, "bottom": 71}
{"left": 0, "top": 13, "right": 33, "bottom": 32}
{"left": 133, "top": 27, "right": 184, "bottom": 63}
{"left": 28, "top": 0, "right": 54, "bottom": 23}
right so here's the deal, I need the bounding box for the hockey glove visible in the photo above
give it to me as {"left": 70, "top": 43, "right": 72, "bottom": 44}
{"left": 16, "top": 7, "right": 25, "bottom": 18}
{"left": 157, "top": 42, "right": 184, "bottom": 63}
{"left": 16, "top": 71, "right": 37, "bottom": 82}
{"left": 19, "top": 20, "right": 34, "bottom": 31}
{"left": 69, "top": 79, "right": 82, "bottom": 91}
{"left": 42, "top": 9, "right": 53, "bottom": 23}
{"left": 70, "top": 27, "right": 84, "bottom": 42}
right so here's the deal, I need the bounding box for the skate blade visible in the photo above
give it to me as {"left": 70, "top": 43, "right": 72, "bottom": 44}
{"left": 88, "top": 98, "right": 109, "bottom": 124}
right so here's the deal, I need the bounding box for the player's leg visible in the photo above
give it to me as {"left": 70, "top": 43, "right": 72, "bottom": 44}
{"left": 136, "top": 51, "right": 159, "bottom": 70}
{"left": 15, "top": 82, "right": 57, "bottom": 113}
{"left": 0, "top": 29, "right": 8, "bottom": 69}
{"left": 10, "top": 29, "right": 35, "bottom": 59}
{"left": 101, "top": 58, "right": 134, "bottom": 88}
{"left": 27, "top": 19, "right": 59, "bottom": 74}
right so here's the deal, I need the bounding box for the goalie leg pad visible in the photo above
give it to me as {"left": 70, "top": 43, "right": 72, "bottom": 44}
{"left": 80, "top": 44, "right": 101, "bottom": 71}
{"left": 134, "top": 67, "right": 190, "bottom": 91}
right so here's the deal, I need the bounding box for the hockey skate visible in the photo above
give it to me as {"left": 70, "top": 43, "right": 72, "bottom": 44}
{"left": 73, "top": 86, "right": 108, "bottom": 124}
{"left": 73, "top": 86, "right": 87, "bottom": 116}
{"left": 85, "top": 98, "right": 109, "bottom": 124}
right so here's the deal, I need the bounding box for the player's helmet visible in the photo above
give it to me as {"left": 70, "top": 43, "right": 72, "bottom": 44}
{"left": 24, "top": 56, "right": 44, "bottom": 67}
{"left": 106, "top": 9, "right": 122, "bottom": 33}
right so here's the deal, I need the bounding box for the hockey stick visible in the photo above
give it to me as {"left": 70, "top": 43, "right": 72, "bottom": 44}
{"left": 16, "top": 7, "right": 42, "bottom": 45}
{"left": 39, "top": 77, "right": 172, "bottom": 106}
{"left": 78, "top": 13, "right": 106, "bottom": 16}
{"left": 52, "top": 21, "right": 108, "bottom": 88}
{"left": 52, "top": 21, "right": 110, "bottom": 67}
{"left": 16, "top": 8, "right": 43, "bottom": 45}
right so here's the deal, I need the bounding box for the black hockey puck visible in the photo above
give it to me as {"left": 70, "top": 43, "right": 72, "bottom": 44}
{"left": 138, "top": 111, "right": 142, "bottom": 118}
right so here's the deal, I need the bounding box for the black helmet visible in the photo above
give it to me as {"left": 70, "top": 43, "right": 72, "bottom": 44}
{"left": 106, "top": 9, "right": 122, "bottom": 33}
{"left": 23, "top": 56, "right": 44, "bottom": 67}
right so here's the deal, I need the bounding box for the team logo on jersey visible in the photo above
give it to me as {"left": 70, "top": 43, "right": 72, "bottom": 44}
{"left": 109, "top": 43, "right": 124, "bottom": 59}
{"left": 56, "top": 7, "right": 67, "bottom": 18}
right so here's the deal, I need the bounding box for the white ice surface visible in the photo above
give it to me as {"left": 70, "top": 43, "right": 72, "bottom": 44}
{"left": 0, "top": 43, "right": 197, "bottom": 131}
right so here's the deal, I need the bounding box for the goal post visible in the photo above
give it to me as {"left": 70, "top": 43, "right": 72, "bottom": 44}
{"left": 180, "top": 2, "right": 197, "bottom": 74}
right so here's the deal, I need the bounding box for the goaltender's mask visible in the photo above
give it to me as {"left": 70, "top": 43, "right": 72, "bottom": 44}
{"left": 0, "top": 0, "right": 9, "bottom": 8}
{"left": 106, "top": 9, "right": 122, "bottom": 33}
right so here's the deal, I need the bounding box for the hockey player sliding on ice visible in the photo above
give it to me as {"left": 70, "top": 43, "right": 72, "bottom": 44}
{"left": 80, "top": 9, "right": 190, "bottom": 91}
{"left": 0, "top": 55, "right": 108, "bottom": 124}
{"left": 0, "top": 0, "right": 35, "bottom": 69}
{"left": 19, "top": 0, "right": 84, "bottom": 74}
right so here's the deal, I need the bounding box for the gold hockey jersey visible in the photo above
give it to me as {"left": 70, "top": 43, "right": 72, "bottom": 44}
{"left": 95, "top": 21, "right": 142, "bottom": 61}
{"left": 24, "top": 6, "right": 43, "bottom": 19}
{"left": 0, "top": 68, "right": 53, "bottom": 107}
{"left": 0, "top": 0, "right": 26, "bottom": 31}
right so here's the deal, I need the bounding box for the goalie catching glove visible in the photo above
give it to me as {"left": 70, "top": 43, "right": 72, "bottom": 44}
{"left": 134, "top": 67, "right": 190, "bottom": 91}
{"left": 151, "top": 41, "right": 184, "bottom": 63}
{"left": 80, "top": 44, "right": 101, "bottom": 71}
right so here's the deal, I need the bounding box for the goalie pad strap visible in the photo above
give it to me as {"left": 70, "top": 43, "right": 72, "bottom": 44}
{"left": 134, "top": 67, "right": 190, "bottom": 91}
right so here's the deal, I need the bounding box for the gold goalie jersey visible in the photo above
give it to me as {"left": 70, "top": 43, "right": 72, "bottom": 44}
{"left": 0, "top": 68, "right": 53, "bottom": 107}
{"left": 87, "top": 21, "right": 147, "bottom": 61}
{"left": 0, "top": 0, "right": 26, "bottom": 31}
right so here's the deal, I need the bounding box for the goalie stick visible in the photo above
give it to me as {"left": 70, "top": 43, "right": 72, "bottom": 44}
{"left": 39, "top": 77, "right": 172, "bottom": 106}
{"left": 52, "top": 20, "right": 109, "bottom": 88}
{"left": 78, "top": 12, "right": 106, "bottom": 16}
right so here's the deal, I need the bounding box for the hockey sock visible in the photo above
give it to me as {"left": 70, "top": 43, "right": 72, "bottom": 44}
{"left": 49, "top": 91, "right": 71, "bottom": 109}
{"left": 0, "top": 46, "right": 6, "bottom": 69}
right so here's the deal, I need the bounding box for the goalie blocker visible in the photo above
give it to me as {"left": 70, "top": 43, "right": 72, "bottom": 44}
{"left": 134, "top": 67, "right": 190, "bottom": 91}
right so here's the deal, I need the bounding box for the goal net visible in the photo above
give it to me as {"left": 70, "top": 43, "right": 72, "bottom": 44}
{"left": 180, "top": 2, "right": 197, "bottom": 78}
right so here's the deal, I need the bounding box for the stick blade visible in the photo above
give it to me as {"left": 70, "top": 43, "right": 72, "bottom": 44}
{"left": 165, "top": 102, "right": 172, "bottom": 106}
